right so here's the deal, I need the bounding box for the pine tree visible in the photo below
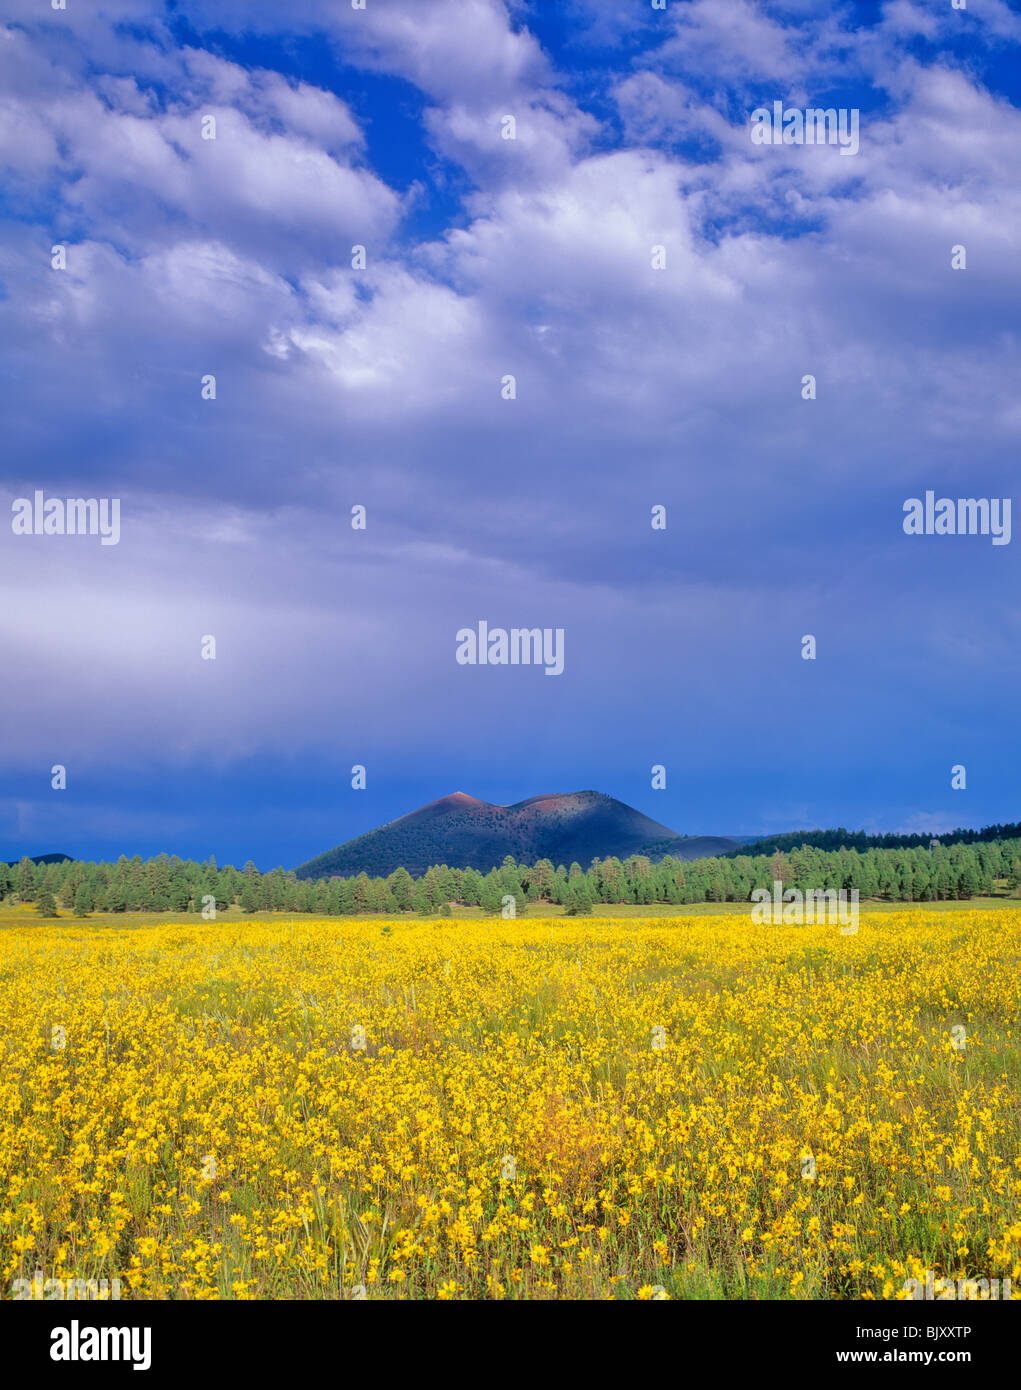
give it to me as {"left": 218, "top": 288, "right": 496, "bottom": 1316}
{"left": 422, "top": 865, "right": 446, "bottom": 911}
{"left": 104, "top": 879, "right": 127, "bottom": 912}
{"left": 412, "top": 880, "right": 434, "bottom": 914}
{"left": 353, "top": 873, "right": 373, "bottom": 913}
{"left": 16, "top": 856, "right": 36, "bottom": 899}
{"left": 240, "top": 875, "right": 261, "bottom": 913}
{"left": 461, "top": 868, "right": 485, "bottom": 906}
{"left": 388, "top": 866, "right": 415, "bottom": 912}
{"left": 36, "top": 888, "right": 59, "bottom": 918}
{"left": 564, "top": 878, "right": 593, "bottom": 915}
{"left": 480, "top": 873, "right": 503, "bottom": 914}
{"left": 530, "top": 858, "right": 555, "bottom": 901}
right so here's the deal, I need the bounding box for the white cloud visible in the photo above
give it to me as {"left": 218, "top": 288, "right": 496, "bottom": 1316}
{"left": 1, "top": 0, "right": 1020, "bottom": 784}
{"left": 0, "top": 29, "right": 401, "bottom": 267}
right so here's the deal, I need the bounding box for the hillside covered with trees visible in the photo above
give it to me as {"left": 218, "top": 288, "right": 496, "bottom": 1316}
{"left": 730, "top": 823, "right": 1021, "bottom": 856}
{"left": 295, "top": 790, "right": 685, "bottom": 878}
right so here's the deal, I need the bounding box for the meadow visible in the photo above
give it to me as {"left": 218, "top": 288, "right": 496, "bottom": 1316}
{"left": 1, "top": 907, "right": 1019, "bottom": 1300}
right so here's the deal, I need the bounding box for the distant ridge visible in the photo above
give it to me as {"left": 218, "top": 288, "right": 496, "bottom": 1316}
{"left": 295, "top": 790, "right": 734, "bottom": 878}
{"left": 3, "top": 852, "right": 74, "bottom": 866}
{"left": 725, "top": 823, "right": 1020, "bottom": 856}
{"left": 637, "top": 835, "right": 747, "bottom": 861}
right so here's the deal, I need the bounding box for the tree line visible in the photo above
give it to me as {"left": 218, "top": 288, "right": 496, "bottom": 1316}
{"left": 726, "top": 822, "right": 1021, "bottom": 857}
{"left": 4, "top": 836, "right": 1021, "bottom": 918}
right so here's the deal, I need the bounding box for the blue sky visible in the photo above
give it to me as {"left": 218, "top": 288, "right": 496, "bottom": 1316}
{"left": 2, "top": 0, "right": 1021, "bottom": 869}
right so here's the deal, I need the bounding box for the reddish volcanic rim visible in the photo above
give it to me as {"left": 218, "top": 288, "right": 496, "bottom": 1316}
{"left": 382, "top": 790, "right": 678, "bottom": 834}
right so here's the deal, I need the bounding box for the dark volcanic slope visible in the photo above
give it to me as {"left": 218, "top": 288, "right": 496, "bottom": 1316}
{"left": 3, "top": 852, "right": 74, "bottom": 866}
{"left": 635, "top": 835, "right": 743, "bottom": 861}
{"left": 296, "top": 790, "right": 681, "bottom": 878}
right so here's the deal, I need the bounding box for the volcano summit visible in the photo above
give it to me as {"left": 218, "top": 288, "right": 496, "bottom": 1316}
{"left": 295, "top": 791, "right": 741, "bottom": 878}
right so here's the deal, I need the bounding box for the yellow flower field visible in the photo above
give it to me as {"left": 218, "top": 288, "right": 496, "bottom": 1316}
{"left": 1, "top": 911, "right": 1019, "bottom": 1300}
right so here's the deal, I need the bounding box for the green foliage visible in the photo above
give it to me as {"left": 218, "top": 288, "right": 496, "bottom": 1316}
{"left": 730, "top": 821, "right": 1021, "bottom": 857}
{"left": 564, "top": 878, "right": 594, "bottom": 915}
{"left": 4, "top": 832, "right": 1020, "bottom": 917}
